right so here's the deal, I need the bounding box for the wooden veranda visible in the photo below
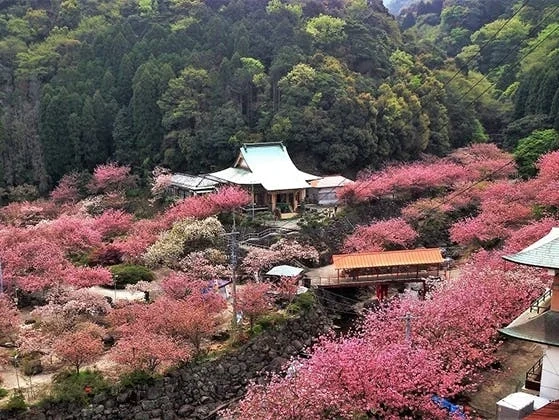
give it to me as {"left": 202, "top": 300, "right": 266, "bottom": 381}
{"left": 310, "top": 248, "right": 447, "bottom": 295}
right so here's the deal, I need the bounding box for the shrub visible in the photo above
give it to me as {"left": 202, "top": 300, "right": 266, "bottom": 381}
{"left": 118, "top": 370, "right": 157, "bottom": 389}
{"left": 45, "top": 369, "right": 108, "bottom": 406}
{"left": 286, "top": 292, "right": 315, "bottom": 314}
{"left": 0, "top": 388, "right": 8, "bottom": 399}
{"left": 109, "top": 264, "right": 155, "bottom": 288}
{"left": 3, "top": 390, "right": 26, "bottom": 411}
{"left": 255, "top": 312, "right": 288, "bottom": 330}
{"left": 21, "top": 355, "right": 43, "bottom": 376}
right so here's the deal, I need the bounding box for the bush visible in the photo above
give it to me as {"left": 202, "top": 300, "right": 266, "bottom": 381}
{"left": 109, "top": 264, "right": 155, "bottom": 288}
{"left": 45, "top": 369, "right": 109, "bottom": 406}
{"left": 0, "top": 388, "right": 8, "bottom": 399}
{"left": 255, "top": 312, "right": 288, "bottom": 330}
{"left": 21, "top": 355, "right": 43, "bottom": 376}
{"left": 118, "top": 370, "right": 157, "bottom": 389}
{"left": 3, "top": 390, "right": 26, "bottom": 411}
{"left": 286, "top": 292, "right": 315, "bottom": 314}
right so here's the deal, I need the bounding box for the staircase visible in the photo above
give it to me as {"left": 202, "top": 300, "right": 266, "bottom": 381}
{"left": 525, "top": 356, "right": 543, "bottom": 392}
{"left": 239, "top": 227, "right": 298, "bottom": 247}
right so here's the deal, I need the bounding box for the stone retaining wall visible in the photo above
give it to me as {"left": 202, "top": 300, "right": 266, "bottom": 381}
{"left": 2, "top": 304, "right": 330, "bottom": 420}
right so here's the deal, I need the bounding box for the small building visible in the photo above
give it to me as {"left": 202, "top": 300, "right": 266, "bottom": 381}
{"left": 168, "top": 173, "right": 219, "bottom": 198}
{"left": 308, "top": 175, "right": 354, "bottom": 206}
{"left": 208, "top": 142, "right": 319, "bottom": 212}
{"left": 500, "top": 228, "right": 559, "bottom": 401}
{"left": 497, "top": 227, "right": 559, "bottom": 418}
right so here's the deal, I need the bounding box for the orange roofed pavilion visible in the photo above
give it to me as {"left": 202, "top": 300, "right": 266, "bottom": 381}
{"left": 332, "top": 248, "right": 445, "bottom": 270}
{"left": 311, "top": 248, "right": 446, "bottom": 291}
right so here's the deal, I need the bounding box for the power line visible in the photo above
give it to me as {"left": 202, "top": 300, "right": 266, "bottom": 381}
{"left": 441, "top": 0, "right": 532, "bottom": 89}
{"left": 331, "top": 5, "right": 559, "bottom": 215}
{"left": 210, "top": 2, "right": 558, "bottom": 266}
{"left": 454, "top": 4, "right": 559, "bottom": 103}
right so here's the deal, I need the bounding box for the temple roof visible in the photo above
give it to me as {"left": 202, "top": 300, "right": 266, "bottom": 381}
{"left": 499, "top": 310, "right": 559, "bottom": 347}
{"left": 209, "top": 143, "right": 319, "bottom": 191}
{"left": 503, "top": 227, "right": 559, "bottom": 270}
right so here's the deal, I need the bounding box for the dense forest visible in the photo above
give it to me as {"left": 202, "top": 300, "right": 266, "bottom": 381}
{"left": 0, "top": 0, "right": 558, "bottom": 199}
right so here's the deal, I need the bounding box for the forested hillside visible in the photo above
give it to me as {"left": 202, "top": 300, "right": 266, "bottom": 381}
{"left": 0, "top": 0, "right": 558, "bottom": 200}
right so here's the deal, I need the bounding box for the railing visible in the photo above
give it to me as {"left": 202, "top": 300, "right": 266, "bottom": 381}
{"left": 310, "top": 270, "right": 440, "bottom": 288}
{"left": 240, "top": 227, "right": 297, "bottom": 244}
{"left": 530, "top": 288, "right": 552, "bottom": 314}
{"left": 525, "top": 356, "right": 543, "bottom": 392}
{"left": 241, "top": 204, "right": 270, "bottom": 213}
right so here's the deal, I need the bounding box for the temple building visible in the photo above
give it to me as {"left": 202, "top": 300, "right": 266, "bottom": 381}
{"left": 496, "top": 228, "right": 559, "bottom": 418}
{"left": 208, "top": 142, "right": 320, "bottom": 212}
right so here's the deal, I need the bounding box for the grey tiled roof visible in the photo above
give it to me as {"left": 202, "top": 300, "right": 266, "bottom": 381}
{"left": 503, "top": 227, "right": 559, "bottom": 270}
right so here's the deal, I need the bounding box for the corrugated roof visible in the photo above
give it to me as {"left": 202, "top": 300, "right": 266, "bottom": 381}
{"left": 525, "top": 401, "right": 559, "bottom": 419}
{"left": 332, "top": 248, "right": 444, "bottom": 270}
{"left": 170, "top": 173, "right": 219, "bottom": 190}
{"left": 503, "top": 227, "right": 559, "bottom": 270}
{"left": 310, "top": 175, "right": 354, "bottom": 189}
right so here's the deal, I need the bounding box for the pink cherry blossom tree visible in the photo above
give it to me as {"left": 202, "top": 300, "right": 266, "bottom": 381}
{"left": 53, "top": 329, "right": 104, "bottom": 373}
{"left": 110, "top": 329, "right": 189, "bottom": 373}
{"left": 237, "top": 282, "right": 272, "bottom": 331}
{"left": 51, "top": 173, "right": 81, "bottom": 204}
{"left": 88, "top": 163, "right": 136, "bottom": 194}
{"left": 0, "top": 295, "right": 20, "bottom": 344}
{"left": 208, "top": 185, "right": 251, "bottom": 213}
{"left": 150, "top": 166, "right": 172, "bottom": 198}
{"left": 343, "top": 218, "right": 418, "bottom": 252}
{"left": 241, "top": 240, "right": 319, "bottom": 280}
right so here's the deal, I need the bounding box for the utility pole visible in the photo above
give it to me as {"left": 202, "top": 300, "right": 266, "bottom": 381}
{"left": 229, "top": 213, "right": 239, "bottom": 329}
{"left": 403, "top": 312, "right": 414, "bottom": 343}
{"left": 0, "top": 261, "right": 3, "bottom": 294}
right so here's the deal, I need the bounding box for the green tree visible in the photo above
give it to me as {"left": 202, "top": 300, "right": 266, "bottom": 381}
{"left": 514, "top": 129, "right": 559, "bottom": 178}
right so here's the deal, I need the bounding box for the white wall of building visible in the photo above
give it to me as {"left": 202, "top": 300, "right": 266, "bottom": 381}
{"left": 540, "top": 346, "right": 559, "bottom": 400}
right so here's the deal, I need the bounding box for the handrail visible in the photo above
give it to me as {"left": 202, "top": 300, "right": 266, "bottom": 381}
{"left": 526, "top": 356, "right": 543, "bottom": 389}
{"left": 530, "top": 288, "right": 552, "bottom": 314}
{"left": 240, "top": 227, "right": 297, "bottom": 243}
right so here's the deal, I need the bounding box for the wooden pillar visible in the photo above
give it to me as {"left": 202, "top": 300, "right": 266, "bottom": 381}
{"left": 271, "top": 192, "right": 277, "bottom": 211}
{"left": 551, "top": 273, "right": 559, "bottom": 312}
{"left": 293, "top": 190, "right": 298, "bottom": 211}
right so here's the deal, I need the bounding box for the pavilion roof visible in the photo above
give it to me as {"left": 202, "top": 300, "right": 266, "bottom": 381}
{"left": 332, "top": 248, "right": 444, "bottom": 270}
{"left": 266, "top": 265, "right": 304, "bottom": 277}
{"left": 503, "top": 227, "right": 559, "bottom": 270}
{"left": 499, "top": 310, "right": 559, "bottom": 347}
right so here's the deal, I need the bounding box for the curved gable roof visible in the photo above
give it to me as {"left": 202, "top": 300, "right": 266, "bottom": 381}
{"left": 238, "top": 143, "right": 319, "bottom": 191}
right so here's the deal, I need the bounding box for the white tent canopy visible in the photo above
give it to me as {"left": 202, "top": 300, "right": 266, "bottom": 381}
{"left": 266, "top": 265, "right": 304, "bottom": 277}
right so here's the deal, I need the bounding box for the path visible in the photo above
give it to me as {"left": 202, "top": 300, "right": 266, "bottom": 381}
{"left": 467, "top": 339, "right": 543, "bottom": 419}
{"left": 88, "top": 285, "right": 145, "bottom": 301}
